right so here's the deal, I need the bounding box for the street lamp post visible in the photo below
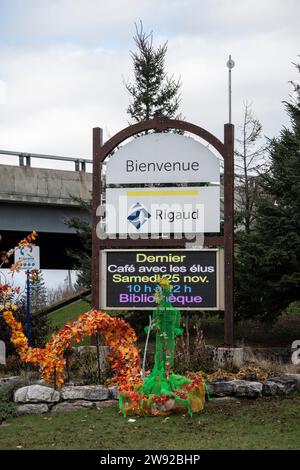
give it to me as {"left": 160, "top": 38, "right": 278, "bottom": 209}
{"left": 226, "top": 55, "right": 235, "bottom": 124}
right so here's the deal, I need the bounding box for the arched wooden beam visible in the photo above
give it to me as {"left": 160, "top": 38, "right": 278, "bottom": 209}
{"left": 98, "top": 117, "right": 225, "bottom": 161}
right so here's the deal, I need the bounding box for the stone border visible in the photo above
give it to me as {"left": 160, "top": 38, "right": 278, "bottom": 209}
{"left": 208, "top": 375, "right": 300, "bottom": 398}
{"left": 13, "top": 384, "right": 119, "bottom": 415}
{"left": 12, "top": 374, "right": 300, "bottom": 415}
{"left": 0, "top": 376, "right": 20, "bottom": 385}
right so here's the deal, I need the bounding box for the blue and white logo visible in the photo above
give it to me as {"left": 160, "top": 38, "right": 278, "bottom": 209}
{"left": 127, "top": 203, "right": 151, "bottom": 230}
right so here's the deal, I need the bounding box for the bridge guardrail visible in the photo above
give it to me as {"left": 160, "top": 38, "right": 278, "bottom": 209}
{"left": 0, "top": 149, "right": 92, "bottom": 172}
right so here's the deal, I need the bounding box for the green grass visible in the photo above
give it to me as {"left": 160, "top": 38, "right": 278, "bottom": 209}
{"left": 47, "top": 300, "right": 300, "bottom": 349}
{"left": 0, "top": 396, "right": 299, "bottom": 450}
{"left": 47, "top": 298, "right": 91, "bottom": 345}
{"left": 48, "top": 299, "right": 91, "bottom": 332}
{"left": 286, "top": 300, "right": 300, "bottom": 317}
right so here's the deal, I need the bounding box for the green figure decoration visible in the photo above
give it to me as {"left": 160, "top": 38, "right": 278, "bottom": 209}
{"left": 119, "top": 277, "right": 206, "bottom": 416}
{"left": 141, "top": 279, "right": 191, "bottom": 399}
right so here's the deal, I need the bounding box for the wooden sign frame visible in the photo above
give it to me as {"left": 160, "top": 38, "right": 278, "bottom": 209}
{"left": 91, "top": 118, "right": 234, "bottom": 345}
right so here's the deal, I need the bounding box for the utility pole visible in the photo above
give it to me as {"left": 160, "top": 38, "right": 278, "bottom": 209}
{"left": 26, "top": 270, "right": 31, "bottom": 345}
{"left": 67, "top": 270, "right": 72, "bottom": 291}
{"left": 224, "top": 54, "right": 235, "bottom": 346}
{"left": 226, "top": 55, "right": 235, "bottom": 124}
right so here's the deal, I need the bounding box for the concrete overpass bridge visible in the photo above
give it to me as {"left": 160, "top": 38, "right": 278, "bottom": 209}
{"left": 0, "top": 150, "right": 92, "bottom": 269}
{"left": 0, "top": 149, "right": 228, "bottom": 270}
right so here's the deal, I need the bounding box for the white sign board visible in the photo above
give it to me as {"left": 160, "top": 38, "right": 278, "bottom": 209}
{"left": 105, "top": 186, "right": 220, "bottom": 234}
{"left": 14, "top": 245, "right": 40, "bottom": 270}
{"left": 106, "top": 133, "right": 220, "bottom": 184}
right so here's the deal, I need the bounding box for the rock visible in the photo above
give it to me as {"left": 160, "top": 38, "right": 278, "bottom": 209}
{"left": 17, "top": 404, "right": 49, "bottom": 415}
{"left": 285, "top": 374, "right": 300, "bottom": 391}
{"left": 61, "top": 385, "right": 109, "bottom": 401}
{"left": 210, "top": 397, "right": 239, "bottom": 404}
{"left": 262, "top": 380, "right": 286, "bottom": 396}
{"left": 214, "top": 348, "right": 244, "bottom": 369}
{"left": 269, "top": 376, "right": 297, "bottom": 394}
{"left": 75, "top": 346, "right": 97, "bottom": 354}
{"left": 51, "top": 401, "right": 95, "bottom": 413}
{"left": 0, "top": 341, "right": 5, "bottom": 365}
{"left": 233, "top": 380, "right": 262, "bottom": 397}
{"left": 108, "top": 386, "right": 119, "bottom": 400}
{"left": 52, "top": 399, "right": 118, "bottom": 413}
{"left": 14, "top": 385, "right": 60, "bottom": 403}
{"left": 95, "top": 400, "right": 118, "bottom": 410}
{"left": 207, "top": 381, "right": 235, "bottom": 397}
{"left": 208, "top": 380, "right": 262, "bottom": 397}
{"left": 204, "top": 345, "right": 217, "bottom": 360}
{"left": 0, "top": 376, "right": 20, "bottom": 385}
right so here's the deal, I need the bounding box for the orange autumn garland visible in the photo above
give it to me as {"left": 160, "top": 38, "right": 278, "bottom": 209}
{"left": 1, "top": 231, "right": 141, "bottom": 392}
{"left": 3, "top": 309, "right": 142, "bottom": 391}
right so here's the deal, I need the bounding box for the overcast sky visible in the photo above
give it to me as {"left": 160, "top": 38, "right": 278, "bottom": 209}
{"left": 0, "top": 0, "right": 299, "bottom": 288}
{"left": 0, "top": 0, "right": 299, "bottom": 168}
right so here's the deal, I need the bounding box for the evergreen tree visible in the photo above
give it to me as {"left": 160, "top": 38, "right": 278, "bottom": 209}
{"left": 235, "top": 61, "right": 300, "bottom": 321}
{"left": 65, "top": 199, "right": 92, "bottom": 289}
{"left": 67, "top": 26, "right": 183, "bottom": 287}
{"left": 125, "top": 22, "right": 182, "bottom": 122}
{"left": 27, "top": 270, "right": 48, "bottom": 313}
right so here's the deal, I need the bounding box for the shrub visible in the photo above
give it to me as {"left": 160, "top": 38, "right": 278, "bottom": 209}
{"left": 0, "top": 354, "right": 41, "bottom": 377}
{"left": 0, "top": 402, "right": 17, "bottom": 421}
{"left": 0, "top": 354, "right": 23, "bottom": 375}
{"left": 285, "top": 300, "right": 300, "bottom": 317}
{"left": 0, "top": 375, "right": 36, "bottom": 403}
{"left": 66, "top": 348, "right": 112, "bottom": 385}
{"left": 0, "top": 301, "right": 51, "bottom": 357}
{"left": 174, "top": 317, "right": 214, "bottom": 374}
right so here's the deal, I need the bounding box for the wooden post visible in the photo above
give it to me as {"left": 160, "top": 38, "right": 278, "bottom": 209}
{"left": 96, "top": 332, "right": 101, "bottom": 385}
{"left": 92, "top": 127, "right": 103, "bottom": 310}
{"left": 223, "top": 123, "right": 234, "bottom": 346}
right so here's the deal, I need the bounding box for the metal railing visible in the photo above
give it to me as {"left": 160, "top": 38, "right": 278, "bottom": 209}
{"left": 0, "top": 149, "right": 92, "bottom": 172}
